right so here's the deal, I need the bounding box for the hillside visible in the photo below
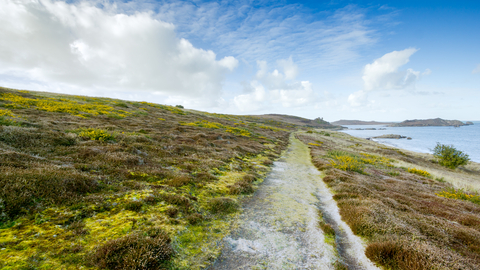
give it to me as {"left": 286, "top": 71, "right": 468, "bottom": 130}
{"left": 0, "top": 86, "right": 299, "bottom": 269}
{"left": 1, "top": 86, "right": 480, "bottom": 269}
{"left": 331, "top": 119, "right": 393, "bottom": 125}
{"left": 389, "top": 118, "right": 467, "bottom": 127}
{"left": 298, "top": 130, "right": 480, "bottom": 269}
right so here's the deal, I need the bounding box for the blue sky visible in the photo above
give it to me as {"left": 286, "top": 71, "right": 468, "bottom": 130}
{"left": 0, "top": 0, "right": 479, "bottom": 121}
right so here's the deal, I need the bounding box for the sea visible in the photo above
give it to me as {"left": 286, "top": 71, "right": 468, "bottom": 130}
{"left": 339, "top": 121, "right": 480, "bottom": 163}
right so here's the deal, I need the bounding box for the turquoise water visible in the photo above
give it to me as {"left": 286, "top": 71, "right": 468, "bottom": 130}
{"left": 340, "top": 121, "right": 480, "bottom": 163}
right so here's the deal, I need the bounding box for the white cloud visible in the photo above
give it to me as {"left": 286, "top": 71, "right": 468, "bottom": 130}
{"left": 349, "top": 48, "right": 430, "bottom": 107}
{"left": 473, "top": 64, "right": 480, "bottom": 74}
{"left": 277, "top": 57, "right": 298, "bottom": 80}
{"left": 362, "top": 48, "right": 421, "bottom": 91}
{"left": 0, "top": 0, "right": 237, "bottom": 106}
{"left": 233, "top": 59, "right": 316, "bottom": 112}
{"left": 147, "top": 2, "right": 380, "bottom": 69}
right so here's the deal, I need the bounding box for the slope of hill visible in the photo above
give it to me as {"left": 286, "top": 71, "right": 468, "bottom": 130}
{"left": 298, "top": 130, "right": 480, "bottom": 269}
{"left": 331, "top": 119, "right": 393, "bottom": 125}
{"left": 389, "top": 118, "right": 467, "bottom": 127}
{"left": 0, "top": 86, "right": 298, "bottom": 269}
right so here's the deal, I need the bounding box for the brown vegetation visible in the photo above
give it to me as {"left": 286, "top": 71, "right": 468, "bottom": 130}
{"left": 298, "top": 131, "right": 480, "bottom": 269}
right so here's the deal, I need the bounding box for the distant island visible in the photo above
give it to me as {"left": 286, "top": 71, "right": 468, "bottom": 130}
{"left": 388, "top": 118, "right": 472, "bottom": 127}
{"left": 331, "top": 120, "right": 393, "bottom": 125}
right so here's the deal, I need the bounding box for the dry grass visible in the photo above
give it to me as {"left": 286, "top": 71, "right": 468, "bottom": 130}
{"left": 298, "top": 130, "right": 480, "bottom": 270}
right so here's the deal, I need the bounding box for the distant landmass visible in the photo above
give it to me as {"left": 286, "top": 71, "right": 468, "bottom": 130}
{"left": 252, "top": 114, "right": 343, "bottom": 129}
{"left": 388, "top": 118, "right": 472, "bottom": 127}
{"left": 331, "top": 120, "right": 394, "bottom": 125}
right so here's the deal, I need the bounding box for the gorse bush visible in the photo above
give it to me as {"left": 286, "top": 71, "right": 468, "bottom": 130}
{"left": 78, "top": 128, "right": 115, "bottom": 141}
{"left": 407, "top": 168, "right": 431, "bottom": 178}
{"left": 432, "top": 143, "right": 469, "bottom": 169}
{"left": 436, "top": 188, "right": 480, "bottom": 205}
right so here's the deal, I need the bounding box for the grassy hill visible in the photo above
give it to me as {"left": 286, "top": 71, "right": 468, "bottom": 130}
{"left": 0, "top": 86, "right": 306, "bottom": 269}
{"left": 1, "top": 86, "right": 480, "bottom": 269}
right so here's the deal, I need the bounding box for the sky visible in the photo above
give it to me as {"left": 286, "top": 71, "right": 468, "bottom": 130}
{"left": 0, "top": 0, "right": 479, "bottom": 121}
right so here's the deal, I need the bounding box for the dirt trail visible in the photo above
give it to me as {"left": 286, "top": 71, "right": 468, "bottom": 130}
{"left": 211, "top": 135, "right": 379, "bottom": 270}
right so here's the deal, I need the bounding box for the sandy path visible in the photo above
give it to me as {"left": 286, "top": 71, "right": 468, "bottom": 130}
{"left": 211, "top": 135, "right": 379, "bottom": 270}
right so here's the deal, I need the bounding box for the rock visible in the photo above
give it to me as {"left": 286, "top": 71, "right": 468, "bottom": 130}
{"left": 373, "top": 134, "right": 408, "bottom": 139}
{"left": 407, "top": 137, "right": 412, "bottom": 140}
{"left": 466, "top": 121, "right": 474, "bottom": 125}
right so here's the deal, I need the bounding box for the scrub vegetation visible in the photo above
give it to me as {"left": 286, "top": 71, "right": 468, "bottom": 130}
{"left": 2, "top": 86, "right": 480, "bottom": 269}
{"left": 299, "top": 130, "right": 480, "bottom": 270}
{"left": 0, "top": 87, "right": 295, "bottom": 269}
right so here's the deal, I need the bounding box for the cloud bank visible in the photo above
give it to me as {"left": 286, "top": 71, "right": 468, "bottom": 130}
{"left": 0, "top": 0, "right": 237, "bottom": 105}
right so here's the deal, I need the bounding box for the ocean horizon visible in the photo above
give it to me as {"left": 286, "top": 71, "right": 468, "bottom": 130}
{"left": 340, "top": 121, "right": 480, "bottom": 163}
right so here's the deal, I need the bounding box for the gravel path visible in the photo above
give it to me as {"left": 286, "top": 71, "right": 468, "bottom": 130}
{"left": 211, "top": 135, "right": 379, "bottom": 270}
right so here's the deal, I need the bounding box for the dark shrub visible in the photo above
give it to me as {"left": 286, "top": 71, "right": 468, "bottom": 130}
{"left": 262, "top": 159, "right": 273, "bottom": 166}
{"left": 160, "top": 194, "right": 191, "bottom": 209}
{"left": 165, "top": 206, "right": 178, "bottom": 218}
{"left": 209, "top": 197, "right": 238, "bottom": 214}
{"left": 186, "top": 213, "right": 203, "bottom": 225}
{"left": 91, "top": 228, "right": 174, "bottom": 270}
{"left": 0, "top": 168, "right": 98, "bottom": 219}
{"left": 125, "top": 201, "right": 143, "bottom": 212}
{"left": 165, "top": 174, "right": 192, "bottom": 187}
{"left": 228, "top": 180, "right": 254, "bottom": 195}
{"left": 365, "top": 241, "right": 430, "bottom": 270}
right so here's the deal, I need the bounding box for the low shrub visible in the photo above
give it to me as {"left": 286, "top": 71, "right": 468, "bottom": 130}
{"left": 165, "top": 174, "right": 192, "bottom": 187}
{"left": 329, "top": 155, "right": 364, "bottom": 173}
{"left": 228, "top": 180, "right": 254, "bottom": 195}
{"left": 0, "top": 168, "right": 98, "bottom": 219}
{"left": 433, "top": 142, "right": 469, "bottom": 169}
{"left": 436, "top": 188, "right": 480, "bottom": 205}
{"left": 407, "top": 168, "right": 431, "bottom": 178}
{"left": 160, "top": 194, "right": 191, "bottom": 209}
{"left": 209, "top": 197, "right": 238, "bottom": 214}
{"left": 186, "top": 213, "right": 203, "bottom": 225}
{"left": 78, "top": 128, "right": 115, "bottom": 141}
{"left": 365, "top": 241, "right": 431, "bottom": 270}
{"left": 165, "top": 206, "right": 178, "bottom": 218}
{"left": 125, "top": 201, "right": 144, "bottom": 212}
{"left": 91, "top": 228, "right": 174, "bottom": 270}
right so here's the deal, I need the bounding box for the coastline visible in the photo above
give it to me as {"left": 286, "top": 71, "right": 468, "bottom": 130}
{"left": 339, "top": 123, "right": 480, "bottom": 163}
{"left": 347, "top": 132, "right": 480, "bottom": 192}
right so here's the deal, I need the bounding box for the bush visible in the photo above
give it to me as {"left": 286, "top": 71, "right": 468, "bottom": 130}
{"left": 78, "top": 128, "right": 115, "bottom": 141}
{"left": 91, "top": 228, "right": 174, "bottom": 270}
{"left": 407, "top": 168, "right": 431, "bottom": 178}
{"left": 0, "top": 168, "right": 98, "bottom": 219}
{"left": 432, "top": 143, "right": 469, "bottom": 169}
{"left": 209, "top": 197, "right": 238, "bottom": 214}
